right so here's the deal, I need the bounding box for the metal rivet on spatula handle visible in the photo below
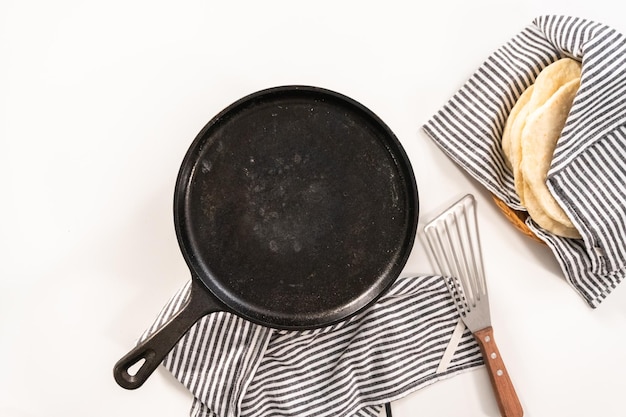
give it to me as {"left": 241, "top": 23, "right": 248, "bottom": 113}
{"left": 424, "top": 194, "right": 523, "bottom": 417}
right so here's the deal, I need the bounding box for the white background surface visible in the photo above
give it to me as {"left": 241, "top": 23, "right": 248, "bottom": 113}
{"left": 1, "top": 1, "right": 625, "bottom": 416}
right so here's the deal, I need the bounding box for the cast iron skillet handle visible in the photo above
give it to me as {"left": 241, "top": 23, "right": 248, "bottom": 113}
{"left": 113, "top": 279, "right": 223, "bottom": 390}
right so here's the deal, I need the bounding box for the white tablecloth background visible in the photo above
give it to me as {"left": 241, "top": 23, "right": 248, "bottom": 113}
{"left": 1, "top": 1, "right": 625, "bottom": 416}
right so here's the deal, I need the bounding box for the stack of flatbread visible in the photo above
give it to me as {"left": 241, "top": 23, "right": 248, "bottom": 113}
{"left": 501, "top": 58, "right": 582, "bottom": 239}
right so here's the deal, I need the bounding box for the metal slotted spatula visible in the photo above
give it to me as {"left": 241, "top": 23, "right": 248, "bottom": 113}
{"left": 424, "top": 194, "right": 523, "bottom": 417}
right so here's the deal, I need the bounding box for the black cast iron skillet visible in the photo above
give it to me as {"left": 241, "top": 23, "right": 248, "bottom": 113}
{"left": 114, "top": 86, "right": 419, "bottom": 389}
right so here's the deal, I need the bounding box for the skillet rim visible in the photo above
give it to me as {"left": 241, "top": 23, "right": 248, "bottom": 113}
{"left": 172, "top": 85, "right": 419, "bottom": 329}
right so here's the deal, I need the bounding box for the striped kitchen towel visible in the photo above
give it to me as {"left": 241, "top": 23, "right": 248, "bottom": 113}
{"left": 422, "top": 15, "right": 626, "bottom": 307}
{"left": 141, "top": 275, "right": 483, "bottom": 417}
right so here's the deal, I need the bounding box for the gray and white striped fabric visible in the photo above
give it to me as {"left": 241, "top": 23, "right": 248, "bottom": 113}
{"left": 141, "top": 275, "right": 483, "bottom": 417}
{"left": 423, "top": 15, "right": 626, "bottom": 307}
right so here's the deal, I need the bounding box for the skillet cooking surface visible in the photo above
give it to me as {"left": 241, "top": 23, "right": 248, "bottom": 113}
{"left": 175, "top": 86, "right": 418, "bottom": 328}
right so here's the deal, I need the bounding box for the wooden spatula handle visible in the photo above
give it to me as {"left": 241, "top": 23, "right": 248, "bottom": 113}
{"left": 474, "top": 327, "right": 524, "bottom": 417}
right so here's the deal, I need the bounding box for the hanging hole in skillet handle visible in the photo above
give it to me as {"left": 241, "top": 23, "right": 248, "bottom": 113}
{"left": 127, "top": 357, "right": 146, "bottom": 376}
{"left": 114, "top": 349, "right": 157, "bottom": 390}
{"left": 113, "top": 279, "right": 224, "bottom": 390}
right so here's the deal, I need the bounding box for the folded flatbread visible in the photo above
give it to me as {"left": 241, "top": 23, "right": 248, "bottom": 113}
{"left": 502, "top": 58, "right": 582, "bottom": 238}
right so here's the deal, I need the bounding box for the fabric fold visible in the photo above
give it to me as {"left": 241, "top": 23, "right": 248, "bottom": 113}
{"left": 141, "top": 275, "right": 484, "bottom": 417}
{"left": 423, "top": 15, "right": 626, "bottom": 307}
